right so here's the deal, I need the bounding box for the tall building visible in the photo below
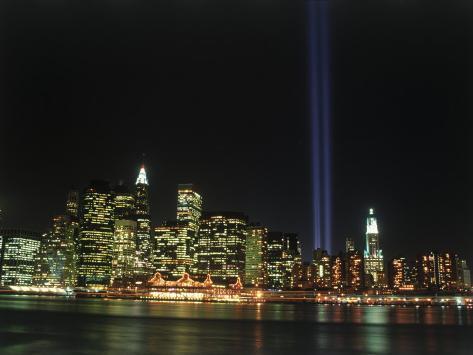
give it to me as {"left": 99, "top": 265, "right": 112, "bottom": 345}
{"left": 152, "top": 221, "right": 180, "bottom": 278}
{"left": 345, "top": 249, "right": 364, "bottom": 291}
{"left": 195, "top": 212, "right": 247, "bottom": 284}
{"left": 111, "top": 184, "right": 137, "bottom": 287}
{"left": 455, "top": 257, "right": 471, "bottom": 290}
{"left": 416, "top": 251, "right": 459, "bottom": 291}
{"left": 176, "top": 184, "right": 202, "bottom": 274}
{"left": 0, "top": 229, "right": 41, "bottom": 286}
{"left": 244, "top": 225, "right": 267, "bottom": 287}
{"left": 363, "top": 208, "right": 385, "bottom": 287}
{"left": 66, "top": 190, "right": 79, "bottom": 218}
{"left": 281, "top": 233, "right": 302, "bottom": 289}
{"left": 331, "top": 253, "right": 345, "bottom": 290}
{"left": 388, "top": 257, "right": 416, "bottom": 290}
{"left": 77, "top": 180, "right": 115, "bottom": 287}
{"left": 114, "top": 184, "right": 136, "bottom": 220}
{"left": 312, "top": 248, "right": 331, "bottom": 289}
{"left": 264, "top": 232, "right": 302, "bottom": 290}
{"left": 345, "top": 237, "right": 355, "bottom": 253}
{"left": 35, "top": 215, "right": 77, "bottom": 287}
{"left": 135, "top": 166, "right": 153, "bottom": 276}
{"left": 111, "top": 219, "right": 137, "bottom": 287}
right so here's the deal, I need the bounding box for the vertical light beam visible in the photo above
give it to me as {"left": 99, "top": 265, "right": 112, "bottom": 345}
{"left": 307, "top": 0, "right": 332, "bottom": 254}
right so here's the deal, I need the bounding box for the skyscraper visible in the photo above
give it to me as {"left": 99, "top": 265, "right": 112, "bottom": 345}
{"left": 345, "top": 249, "right": 364, "bottom": 291}
{"left": 152, "top": 221, "right": 181, "bottom": 278}
{"left": 345, "top": 237, "right": 355, "bottom": 253}
{"left": 312, "top": 248, "right": 331, "bottom": 289}
{"left": 77, "top": 180, "right": 115, "bottom": 287}
{"left": 176, "top": 184, "right": 202, "bottom": 274}
{"left": 135, "top": 166, "right": 153, "bottom": 276}
{"left": 363, "top": 208, "right": 385, "bottom": 287}
{"left": 35, "top": 215, "right": 77, "bottom": 287}
{"left": 244, "top": 225, "right": 267, "bottom": 288}
{"left": 0, "top": 229, "right": 41, "bottom": 286}
{"left": 195, "top": 212, "right": 247, "bottom": 284}
{"left": 111, "top": 184, "right": 137, "bottom": 287}
{"left": 264, "top": 232, "right": 302, "bottom": 290}
{"left": 111, "top": 219, "right": 137, "bottom": 287}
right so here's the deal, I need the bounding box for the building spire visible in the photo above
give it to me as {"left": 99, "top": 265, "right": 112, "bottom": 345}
{"left": 366, "top": 208, "right": 378, "bottom": 235}
{"left": 136, "top": 165, "right": 148, "bottom": 185}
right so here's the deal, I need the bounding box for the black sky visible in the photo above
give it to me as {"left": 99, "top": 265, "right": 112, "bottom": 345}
{"left": 0, "top": 0, "right": 471, "bottom": 263}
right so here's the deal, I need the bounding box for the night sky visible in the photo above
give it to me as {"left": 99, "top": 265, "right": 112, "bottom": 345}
{"left": 1, "top": 1, "right": 471, "bottom": 263}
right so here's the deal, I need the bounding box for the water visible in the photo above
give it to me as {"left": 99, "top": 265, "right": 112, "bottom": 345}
{"left": 1, "top": 296, "right": 473, "bottom": 354}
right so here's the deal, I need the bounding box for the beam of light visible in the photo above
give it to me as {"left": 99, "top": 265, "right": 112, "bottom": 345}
{"left": 307, "top": 0, "right": 332, "bottom": 254}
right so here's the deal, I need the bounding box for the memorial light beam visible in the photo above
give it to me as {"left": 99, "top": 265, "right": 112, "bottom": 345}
{"left": 307, "top": 0, "right": 332, "bottom": 254}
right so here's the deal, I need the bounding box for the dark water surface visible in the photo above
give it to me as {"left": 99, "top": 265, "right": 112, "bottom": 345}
{"left": 1, "top": 296, "right": 473, "bottom": 354}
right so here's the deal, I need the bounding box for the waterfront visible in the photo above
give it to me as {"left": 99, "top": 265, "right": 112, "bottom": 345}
{"left": 1, "top": 297, "right": 473, "bottom": 354}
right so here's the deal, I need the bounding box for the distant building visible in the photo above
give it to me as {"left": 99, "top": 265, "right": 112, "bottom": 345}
{"left": 176, "top": 184, "right": 202, "bottom": 275}
{"left": 345, "top": 249, "right": 364, "bottom": 291}
{"left": 34, "top": 215, "right": 77, "bottom": 287}
{"left": 152, "top": 221, "right": 181, "bottom": 278}
{"left": 312, "top": 248, "right": 331, "bottom": 289}
{"left": 113, "top": 184, "right": 136, "bottom": 220}
{"left": 135, "top": 166, "right": 153, "bottom": 276}
{"left": 111, "top": 219, "right": 137, "bottom": 287}
{"left": 345, "top": 238, "right": 355, "bottom": 253}
{"left": 77, "top": 180, "right": 115, "bottom": 287}
{"left": 244, "top": 225, "right": 267, "bottom": 288}
{"left": 111, "top": 184, "right": 137, "bottom": 287}
{"left": 331, "top": 253, "right": 345, "bottom": 290}
{"left": 264, "top": 232, "right": 301, "bottom": 290}
{"left": 300, "top": 261, "right": 315, "bottom": 289}
{"left": 0, "top": 229, "right": 41, "bottom": 286}
{"left": 363, "top": 208, "right": 385, "bottom": 287}
{"left": 195, "top": 212, "right": 247, "bottom": 284}
{"left": 455, "top": 257, "right": 471, "bottom": 290}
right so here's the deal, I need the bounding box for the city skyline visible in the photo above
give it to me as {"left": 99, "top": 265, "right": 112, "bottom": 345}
{"left": 0, "top": 163, "right": 468, "bottom": 267}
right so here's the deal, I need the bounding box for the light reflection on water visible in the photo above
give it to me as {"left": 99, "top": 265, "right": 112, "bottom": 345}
{"left": 0, "top": 296, "right": 473, "bottom": 354}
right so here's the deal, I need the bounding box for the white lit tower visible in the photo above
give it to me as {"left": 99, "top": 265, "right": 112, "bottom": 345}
{"left": 363, "top": 208, "right": 385, "bottom": 287}
{"left": 134, "top": 165, "right": 153, "bottom": 276}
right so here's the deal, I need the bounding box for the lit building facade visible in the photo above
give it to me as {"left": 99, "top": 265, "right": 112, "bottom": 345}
{"left": 345, "top": 249, "right": 364, "bottom": 291}
{"left": 244, "top": 225, "right": 267, "bottom": 287}
{"left": 152, "top": 221, "right": 181, "bottom": 278}
{"left": 114, "top": 184, "right": 136, "bottom": 220}
{"left": 176, "top": 184, "right": 202, "bottom": 274}
{"left": 111, "top": 219, "right": 137, "bottom": 286}
{"left": 312, "top": 248, "right": 331, "bottom": 289}
{"left": 135, "top": 166, "right": 153, "bottom": 276}
{"left": 331, "top": 253, "right": 345, "bottom": 290}
{"left": 455, "top": 258, "right": 471, "bottom": 290}
{"left": 388, "top": 257, "right": 417, "bottom": 291}
{"left": 0, "top": 229, "right": 41, "bottom": 286}
{"left": 363, "top": 208, "right": 385, "bottom": 287}
{"left": 264, "top": 232, "right": 301, "bottom": 290}
{"left": 77, "top": 180, "right": 115, "bottom": 287}
{"left": 195, "top": 212, "right": 247, "bottom": 284}
{"left": 35, "top": 215, "right": 77, "bottom": 287}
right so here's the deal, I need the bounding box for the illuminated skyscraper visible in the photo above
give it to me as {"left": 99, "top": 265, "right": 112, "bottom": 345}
{"left": 111, "top": 184, "right": 137, "bottom": 286}
{"left": 244, "top": 225, "right": 267, "bottom": 288}
{"left": 312, "top": 248, "right": 331, "bottom": 289}
{"left": 331, "top": 253, "right": 345, "bottom": 290}
{"left": 345, "top": 249, "right": 364, "bottom": 291}
{"left": 0, "top": 229, "right": 41, "bottom": 286}
{"left": 34, "top": 215, "right": 77, "bottom": 287}
{"left": 195, "top": 212, "right": 247, "bottom": 284}
{"left": 77, "top": 180, "right": 115, "bottom": 287}
{"left": 416, "top": 251, "right": 458, "bottom": 291}
{"left": 135, "top": 166, "right": 153, "bottom": 276}
{"left": 363, "top": 208, "right": 385, "bottom": 287}
{"left": 111, "top": 219, "right": 137, "bottom": 287}
{"left": 264, "top": 232, "right": 301, "bottom": 290}
{"left": 345, "top": 237, "right": 355, "bottom": 253}
{"left": 389, "top": 257, "right": 415, "bottom": 290}
{"left": 176, "top": 184, "right": 202, "bottom": 274}
{"left": 66, "top": 190, "right": 79, "bottom": 218}
{"left": 152, "top": 221, "right": 181, "bottom": 278}
{"left": 114, "top": 184, "right": 135, "bottom": 220}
